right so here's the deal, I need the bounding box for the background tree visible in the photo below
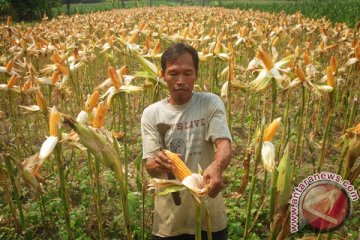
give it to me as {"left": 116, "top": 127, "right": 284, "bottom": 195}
{"left": 6, "top": 0, "right": 61, "bottom": 21}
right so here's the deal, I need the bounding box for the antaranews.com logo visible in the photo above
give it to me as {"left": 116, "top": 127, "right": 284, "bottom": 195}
{"left": 290, "top": 172, "right": 359, "bottom": 233}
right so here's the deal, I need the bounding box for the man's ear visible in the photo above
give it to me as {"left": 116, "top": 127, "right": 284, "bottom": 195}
{"left": 160, "top": 70, "right": 164, "bottom": 78}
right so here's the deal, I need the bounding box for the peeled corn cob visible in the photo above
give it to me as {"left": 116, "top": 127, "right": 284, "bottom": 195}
{"left": 263, "top": 117, "right": 282, "bottom": 142}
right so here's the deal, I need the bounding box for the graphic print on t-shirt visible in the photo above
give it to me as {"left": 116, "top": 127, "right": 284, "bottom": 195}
{"left": 169, "top": 138, "right": 186, "bottom": 157}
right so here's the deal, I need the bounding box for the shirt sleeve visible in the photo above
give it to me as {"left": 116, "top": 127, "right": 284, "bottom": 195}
{"left": 141, "top": 107, "right": 161, "bottom": 160}
{"left": 204, "top": 95, "right": 232, "bottom": 143}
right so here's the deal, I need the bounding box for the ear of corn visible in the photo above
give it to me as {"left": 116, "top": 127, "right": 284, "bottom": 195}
{"left": 93, "top": 101, "right": 108, "bottom": 129}
{"left": 21, "top": 80, "right": 32, "bottom": 92}
{"left": 36, "top": 90, "right": 46, "bottom": 110}
{"left": 109, "top": 67, "right": 122, "bottom": 90}
{"left": 153, "top": 40, "right": 161, "bottom": 55}
{"left": 303, "top": 51, "right": 312, "bottom": 65}
{"left": 85, "top": 90, "right": 100, "bottom": 112}
{"left": 295, "top": 65, "right": 306, "bottom": 82}
{"left": 330, "top": 55, "right": 337, "bottom": 73}
{"left": 7, "top": 75, "right": 19, "bottom": 88}
{"left": 51, "top": 71, "right": 60, "bottom": 84}
{"left": 6, "top": 59, "right": 14, "bottom": 73}
{"left": 128, "top": 29, "right": 139, "bottom": 44}
{"left": 49, "top": 108, "right": 61, "bottom": 137}
{"left": 263, "top": 117, "right": 282, "bottom": 142}
{"left": 258, "top": 49, "right": 274, "bottom": 71}
{"left": 56, "top": 63, "right": 69, "bottom": 75}
{"left": 163, "top": 149, "right": 192, "bottom": 181}
{"left": 326, "top": 66, "right": 335, "bottom": 87}
{"left": 213, "top": 32, "right": 223, "bottom": 55}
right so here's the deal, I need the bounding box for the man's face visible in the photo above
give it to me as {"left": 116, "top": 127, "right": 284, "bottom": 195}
{"left": 163, "top": 52, "right": 197, "bottom": 105}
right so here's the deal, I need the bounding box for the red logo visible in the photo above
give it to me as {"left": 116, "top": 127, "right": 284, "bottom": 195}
{"left": 301, "top": 182, "right": 350, "bottom": 231}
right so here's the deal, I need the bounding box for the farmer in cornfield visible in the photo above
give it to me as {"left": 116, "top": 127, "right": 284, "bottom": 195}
{"left": 141, "top": 43, "right": 232, "bottom": 240}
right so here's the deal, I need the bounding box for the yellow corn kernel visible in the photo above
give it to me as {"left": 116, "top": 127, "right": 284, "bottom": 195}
{"left": 92, "top": 101, "right": 108, "bottom": 129}
{"left": 56, "top": 63, "right": 69, "bottom": 75}
{"left": 108, "top": 67, "right": 122, "bottom": 90}
{"left": 7, "top": 75, "right": 19, "bottom": 88}
{"left": 263, "top": 117, "right": 282, "bottom": 142}
{"left": 326, "top": 66, "right": 335, "bottom": 88}
{"left": 295, "top": 46, "right": 301, "bottom": 56}
{"left": 6, "top": 59, "right": 14, "bottom": 73}
{"left": 258, "top": 49, "right": 274, "bottom": 71}
{"left": 51, "top": 71, "right": 60, "bottom": 84}
{"left": 49, "top": 108, "right": 60, "bottom": 137}
{"left": 295, "top": 65, "right": 306, "bottom": 83}
{"left": 163, "top": 149, "right": 192, "bottom": 181}
{"left": 36, "top": 90, "right": 46, "bottom": 110}
{"left": 85, "top": 90, "right": 100, "bottom": 113}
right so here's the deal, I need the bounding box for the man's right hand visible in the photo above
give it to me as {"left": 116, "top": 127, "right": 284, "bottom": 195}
{"left": 145, "top": 150, "right": 175, "bottom": 178}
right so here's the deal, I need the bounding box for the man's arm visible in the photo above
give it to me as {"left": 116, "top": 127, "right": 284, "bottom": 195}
{"left": 203, "top": 138, "right": 232, "bottom": 198}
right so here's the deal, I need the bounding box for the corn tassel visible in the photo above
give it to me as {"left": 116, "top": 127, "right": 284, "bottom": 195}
{"left": 264, "top": 117, "right": 282, "bottom": 142}
{"left": 163, "top": 149, "right": 192, "bottom": 181}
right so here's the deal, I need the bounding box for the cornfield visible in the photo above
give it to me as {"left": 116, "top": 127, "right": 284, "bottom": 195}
{"left": 0, "top": 6, "right": 359, "bottom": 240}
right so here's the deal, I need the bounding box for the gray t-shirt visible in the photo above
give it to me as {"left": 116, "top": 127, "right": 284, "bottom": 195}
{"left": 141, "top": 92, "right": 232, "bottom": 237}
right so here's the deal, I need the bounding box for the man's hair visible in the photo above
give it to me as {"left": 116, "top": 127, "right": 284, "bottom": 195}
{"left": 161, "top": 43, "right": 199, "bottom": 75}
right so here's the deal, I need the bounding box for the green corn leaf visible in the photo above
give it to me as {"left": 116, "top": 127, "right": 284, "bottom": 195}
{"left": 276, "top": 143, "right": 292, "bottom": 207}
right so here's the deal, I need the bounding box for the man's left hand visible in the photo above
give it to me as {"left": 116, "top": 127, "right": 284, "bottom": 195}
{"left": 203, "top": 163, "right": 225, "bottom": 198}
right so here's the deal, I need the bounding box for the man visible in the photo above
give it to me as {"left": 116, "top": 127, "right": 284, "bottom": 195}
{"left": 141, "top": 43, "right": 232, "bottom": 240}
